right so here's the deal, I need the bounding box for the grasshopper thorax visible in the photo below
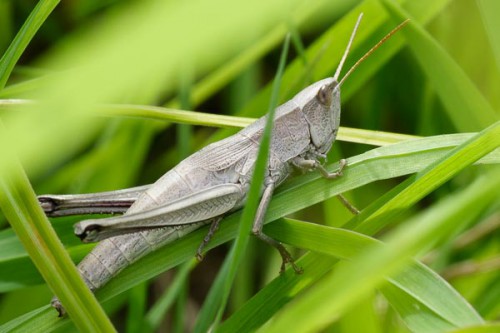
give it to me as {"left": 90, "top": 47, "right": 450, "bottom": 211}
{"left": 291, "top": 78, "right": 340, "bottom": 154}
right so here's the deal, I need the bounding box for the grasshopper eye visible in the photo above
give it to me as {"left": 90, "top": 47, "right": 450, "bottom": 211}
{"left": 317, "top": 84, "right": 333, "bottom": 106}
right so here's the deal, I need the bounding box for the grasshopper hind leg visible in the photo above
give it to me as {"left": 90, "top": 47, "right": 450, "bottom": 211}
{"left": 252, "top": 180, "right": 303, "bottom": 274}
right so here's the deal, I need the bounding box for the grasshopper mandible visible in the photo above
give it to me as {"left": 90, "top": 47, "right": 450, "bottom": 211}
{"left": 38, "top": 14, "right": 407, "bottom": 316}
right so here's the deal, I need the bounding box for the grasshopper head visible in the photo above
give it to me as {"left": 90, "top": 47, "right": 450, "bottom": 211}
{"left": 293, "top": 78, "right": 340, "bottom": 154}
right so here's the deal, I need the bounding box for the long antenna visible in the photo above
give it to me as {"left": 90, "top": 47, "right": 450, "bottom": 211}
{"left": 338, "top": 18, "right": 410, "bottom": 87}
{"left": 333, "top": 13, "right": 364, "bottom": 82}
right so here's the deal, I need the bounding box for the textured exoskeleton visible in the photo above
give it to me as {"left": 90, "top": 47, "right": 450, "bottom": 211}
{"left": 38, "top": 14, "right": 367, "bottom": 316}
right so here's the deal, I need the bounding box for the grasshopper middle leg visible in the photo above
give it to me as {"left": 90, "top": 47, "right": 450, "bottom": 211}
{"left": 196, "top": 216, "right": 223, "bottom": 261}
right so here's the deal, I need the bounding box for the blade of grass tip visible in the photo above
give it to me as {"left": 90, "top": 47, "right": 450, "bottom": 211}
{"left": 0, "top": 121, "right": 115, "bottom": 332}
{"left": 192, "top": 34, "right": 291, "bottom": 333}
{"left": 0, "top": 0, "right": 60, "bottom": 89}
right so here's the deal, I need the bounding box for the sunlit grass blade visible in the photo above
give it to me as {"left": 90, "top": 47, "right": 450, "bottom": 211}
{"left": 0, "top": 123, "right": 115, "bottom": 332}
{"left": 192, "top": 34, "right": 291, "bottom": 333}
{"left": 0, "top": 0, "right": 296, "bottom": 180}
{"left": 0, "top": 99, "right": 418, "bottom": 146}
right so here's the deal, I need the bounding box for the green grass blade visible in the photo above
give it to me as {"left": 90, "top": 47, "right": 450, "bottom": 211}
{"left": 193, "top": 34, "right": 291, "bottom": 333}
{"left": 261, "top": 167, "right": 499, "bottom": 333}
{"left": 0, "top": 133, "right": 498, "bottom": 292}
{"left": 0, "top": 0, "right": 59, "bottom": 89}
{"left": 0, "top": 0, "right": 297, "bottom": 181}
{"left": 477, "top": 0, "right": 500, "bottom": 71}
{"left": 0, "top": 99, "right": 419, "bottom": 146}
{"left": 1, "top": 131, "right": 498, "bottom": 331}
{"left": 125, "top": 283, "right": 147, "bottom": 333}
{"left": 381, "top": 284, "right": 462, "bottom": 332}
{"left": 447, "top": 323, "right": 500, "bottom": 333}
{"left": 218, "top": 217, "right": 483, "bottom": 332}
{"left": 0, "top": 123, "right": 115, "bottom": 332}
{"left": 144, "top": 260, "right": 196, "bottom": 332}
{"left": 347, "top": 120, "right": 500, "bottom": 235}
{"left": 382, "top": 0, "right": 499, "bottom": 132}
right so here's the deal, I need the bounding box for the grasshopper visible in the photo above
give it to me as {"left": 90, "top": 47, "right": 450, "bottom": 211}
{"left": 38, "top": 14, "right": 407, "bottom": 316}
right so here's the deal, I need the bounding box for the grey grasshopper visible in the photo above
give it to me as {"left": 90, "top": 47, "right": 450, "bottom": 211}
{"left": 38, "top": 14, "right": 406, "bottom": 316}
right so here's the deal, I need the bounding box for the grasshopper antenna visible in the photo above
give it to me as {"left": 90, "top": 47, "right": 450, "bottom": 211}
{"left": 333, "top": 13, "right": 364, "bottom": 83}
{"left": 338, "top": 18, "right": 410, "bottom": 88}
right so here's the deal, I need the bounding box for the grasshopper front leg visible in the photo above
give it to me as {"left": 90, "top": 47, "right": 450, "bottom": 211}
{"left": 293, "top": 157, "right": 360, "bottom": 215}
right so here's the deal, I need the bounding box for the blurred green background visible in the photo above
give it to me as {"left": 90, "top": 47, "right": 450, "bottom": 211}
{"left": 0, "top": 0, "right": 499, "bottom": 332}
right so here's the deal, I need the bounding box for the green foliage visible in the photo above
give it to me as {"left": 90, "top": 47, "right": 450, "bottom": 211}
{"left": 0, "top": 0, "right": 499, "bottom": 332}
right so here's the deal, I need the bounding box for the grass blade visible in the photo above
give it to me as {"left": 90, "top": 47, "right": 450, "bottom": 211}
{"left": 382, "top": 0, "right": 498, "bottom": 132}
{"left": 0, "top": 0, "right": 59, "bottom": 89}
{"left": 0, "top": 122, "right": 115, "bottom": 332}
{"left": 347, "top": 120, "right": 500, "bottom": 235}
{"left": 261, "top": 168, "right": 499, "bottom": 333}
{"left": 193, "top": 34, "right": 291, "bottom": 332}
{"left": 1, "top": 131, "right": 498, "bottom": 331}
{"left": 219, "top": 217, "right": 484, "bottom": 332}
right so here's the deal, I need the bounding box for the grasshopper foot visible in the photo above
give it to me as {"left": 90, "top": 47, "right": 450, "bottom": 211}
{"left": 51, "top": 296, "right": 66, "bottom": 317}
{"left": 254, "top": 231, "right": 303, "bottom": 274}
{"left": 279, "top": 252, "right": 303, "bottom": 275}
{"left": 196, "top": 217, "right": 223, "bottom": 262}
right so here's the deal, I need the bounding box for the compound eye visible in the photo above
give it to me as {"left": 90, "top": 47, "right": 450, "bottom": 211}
{"left": 317, "top": 85, "right": 332, "bottom": 105}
